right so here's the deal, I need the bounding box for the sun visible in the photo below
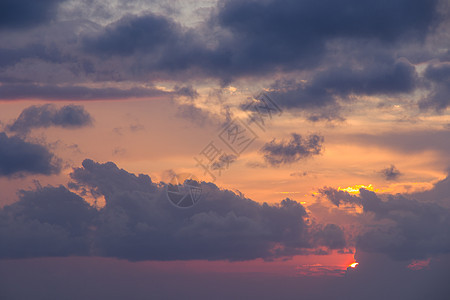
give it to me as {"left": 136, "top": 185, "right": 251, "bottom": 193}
{"left": 349, "top": 262, "right": 359, "bottom": 268}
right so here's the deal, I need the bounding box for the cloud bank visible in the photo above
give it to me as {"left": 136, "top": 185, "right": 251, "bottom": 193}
{"left": 0, "top": 159, "right": 346, "bottom": 261}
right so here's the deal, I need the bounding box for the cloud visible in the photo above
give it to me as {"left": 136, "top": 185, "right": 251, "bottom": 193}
{"left": 76, "top": 0, "right": 440, "bottom": 84}
{"left": 0, "top": 159, "right": 346, "bottom": 260}
{"left": 174, "top": 85, "right": 199, "bottom": 99}
{"left": 82, "top": 13, "right": 179, "bottom": 56}
{"left": 313, "top": 223, "right": 347, "bottom": 250}
{"left": 0, "top": 0, "right": 445, "bottom": 106}
{"left": 213, "top": 0, "right": 437, "bottom": 77}
{"left": 69, "top": 159, "right": 319, "bottom": 261}
{"left": 0, "top": 83, "right": 168, "bottom": 101}
{"left": 7, "top": 104, "right": 92, "bottom": 134}
{"left": 82, "top": 13, "right": 216, "bottom": 78}
{"left": 268, "top": 59, "right": 418, "bottom": 111}
{"left": 261, "top": 133, "right": 324, "bottom": 166}
{"left": 380, "top": 165, "right": 402, "bottom": 181}
{"left": 0, "top": 132, "right": 61, "bottom": 177}
{"left": 320, "top": 178, "right": 450, "bottom": 261}
{"left": 419, "top": 62, "right": 450, "bottom": 111}
{"left": 0, "top": 0, "right": 65, "bottom": 29}
{"left": 0, "top": 185, "right": 95, "bottom": 258}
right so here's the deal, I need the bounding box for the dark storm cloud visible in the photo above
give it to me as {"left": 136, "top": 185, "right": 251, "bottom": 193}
{"left": 261, "top": 133, "right": 324, "bottom": 166}
{"left": 0, "top": 159, "right": 346, "bottom": 260}
{"left": 0, "top": 0, "right": 65, "bottom": 29}
{"left": 321, "top": 181, "right": 450, "bottom": 261}
{"left": 8, "top": 104, "right": 92, "bottom": 134}
{"left": 0, "top": 83, "right": 168, "bottom": 101}
{"left": 0, "top": 132, "right": 61, "bottom": 177}
{"left": 380, "top": 165, "right": 402, "bottom": 181}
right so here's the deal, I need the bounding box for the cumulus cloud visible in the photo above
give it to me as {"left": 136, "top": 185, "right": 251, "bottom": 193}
{"left": 0, "top": 159, "right": 346, "bottom": 261}
{"left": 320, "top": 179, "right": 450, "bottom": 261}
{"left": 261, "top": 133, "right": 324, "bottom": 166}
{"left": 0, "top": 132, "right": 61, "bottom": 177}
{"left": 7, "top": 104, "right": 92, "bottom": 134}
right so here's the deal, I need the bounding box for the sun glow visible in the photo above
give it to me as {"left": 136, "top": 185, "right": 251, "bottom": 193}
{"left": 338, "top": 184, "right": 377, "bottom": 194}
{"left": 349, "top": 262, "right": 359, "bottom": 268}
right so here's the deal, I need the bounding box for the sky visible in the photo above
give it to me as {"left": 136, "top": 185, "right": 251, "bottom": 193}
{"left": 0, "top": 0, "right": 450, "bottom": 299}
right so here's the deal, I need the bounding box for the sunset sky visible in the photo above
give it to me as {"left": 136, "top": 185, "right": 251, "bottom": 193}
{"left": 0, "top": 0, "right": 450, "bottom": 299}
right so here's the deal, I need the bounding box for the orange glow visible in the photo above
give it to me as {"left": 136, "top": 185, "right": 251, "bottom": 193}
{"left": 338, "top": 184, "right": 377, "bottom": 194}
{"left": 349, "top": 262, "right": 359, "bottom": 268}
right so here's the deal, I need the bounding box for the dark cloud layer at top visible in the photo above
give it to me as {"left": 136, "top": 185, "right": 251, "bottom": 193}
{"left": 0, "top": 0, "right": 65, "bottom": 29}
{"left": 0, "top": 159, "right": 346, "bottom": 261}
{"left": 215, "top": 0, "right": 437, "bottom": 76}
{"left": 80, "top": 0, "right": 438, "bottom": 81}
{"left": 8, "top": 104, "right": 92, "bottom": 134}
{"left": 0, "top": 0, "right": 446, "bottom": 107}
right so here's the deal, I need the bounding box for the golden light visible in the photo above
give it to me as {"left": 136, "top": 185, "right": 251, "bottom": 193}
{"left": 338, "top": 184, "right": 377, "bottom": 194}
{"left": 349, "top": 262, "right": 359, "bottom": 268}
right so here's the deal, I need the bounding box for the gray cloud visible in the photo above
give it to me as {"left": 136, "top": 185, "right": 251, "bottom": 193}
{"left": 7, "top": 104, "right": 92, "bottom": 134}
{"left": 261, "top": 133, "right": 324, "bottom": 166}
{"left": 380, "top": 165, "right": 402, "bottom": 181}
{"left": 0, "top": 132, "right": 61, "bottom": 177}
